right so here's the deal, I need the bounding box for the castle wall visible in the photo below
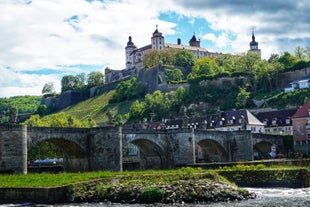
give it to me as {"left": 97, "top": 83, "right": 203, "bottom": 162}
{"left": 137, "top": 65, "right": 159, "bottom": 93}
{"left": 277, "top": 67, "right": 310, "bottom": 89}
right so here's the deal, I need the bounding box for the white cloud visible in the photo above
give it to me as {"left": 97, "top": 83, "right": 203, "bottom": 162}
{"left": 0, "top": 66, "right": 61, "bottom": 97}
{"left": 0, "top": 0, "right": 309, "bottom": 97}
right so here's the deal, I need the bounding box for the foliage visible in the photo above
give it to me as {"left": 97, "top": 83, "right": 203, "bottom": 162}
{"left": 35, "top": 104, "right": 52, "bottom": 116}
{"left": 267, "top": 89, "right": 310, "bottom": 109}
{"left": 0, "top": 96, "right": 41, "bottom": 123}
{"left": 24, "top": 112, "right": 96, "bottom": 128}
{"left": 142, "top": 48, "right": 195, "bottom": 76}
{"left": 28, "top": 141, "right": 63, "bottom": 161}
{"left": 111, "top": 77, "right": 146, "bottom": 102}
{"left": 191, "top": 56, "right": 219, "bottom": 77}
{"left": 61, "top": 75, "right": 79, "bottom": 92}
{"left": 42, "top": 82, "right": 56, "bottom": 96}
{"left": 87, "top": 71, "right": 104, "bottom": 88}
{"left": 127, "top": 88, "right": 187, "bottom": 122}
{"left": 165, "top": 68, "right": 183, "bottom": 82}
{"left": 60, "top": 71, "right": 104, "bottom": 93}
{"left": 140, "top": 187, "right": 166, "bottom": 203}
{"left": 143, "top": 49, "right": 161, "bottom": 68}
{"left": 236, "top": 87, "right": 251, "bottom": 109}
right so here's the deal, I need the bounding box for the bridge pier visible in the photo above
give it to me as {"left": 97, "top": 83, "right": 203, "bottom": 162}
{"left": 0, "top": 124, "right": 27, "bottom": 174}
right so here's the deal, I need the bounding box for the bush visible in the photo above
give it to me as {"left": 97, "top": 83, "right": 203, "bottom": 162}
{"left": 140, "top": 187, "right": 166, "bottom": 203}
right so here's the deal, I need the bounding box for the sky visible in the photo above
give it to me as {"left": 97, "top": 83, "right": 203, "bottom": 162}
{"left": 0, "top": 0, "right": 309, "bottom": 98}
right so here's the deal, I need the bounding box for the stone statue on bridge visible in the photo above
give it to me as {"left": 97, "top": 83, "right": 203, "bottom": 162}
{"left": 68, "top": 116, "right": 73, "bottom": 127}
{"left": 8, "top": 107, "right": 17, "bottom": 123}
{"left": 106, "top": 110, "right": 116, "bottom": 125}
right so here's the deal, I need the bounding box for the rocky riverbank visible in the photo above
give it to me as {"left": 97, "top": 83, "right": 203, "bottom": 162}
{"left": 68, "top": 172, "right": 255, "bottom": 204}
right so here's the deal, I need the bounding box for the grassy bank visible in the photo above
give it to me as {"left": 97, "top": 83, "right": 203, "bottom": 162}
{"left": 0, "top": 166, "right": 309, "bottom": 204}
{"left": 0, "top": 165, "right": 309, "bottom": 188}
{"left": 0, "top": 168, "right": 254, "bottom": 204}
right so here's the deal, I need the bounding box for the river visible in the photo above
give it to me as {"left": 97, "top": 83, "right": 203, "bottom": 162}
{"left": 2, "top": 188, "right": 310, "bottom": 207}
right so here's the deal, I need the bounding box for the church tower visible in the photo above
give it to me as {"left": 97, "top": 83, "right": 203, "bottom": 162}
{"left": 248, "top": 30, "right": 261, "bottom": 57}
{"left": 125, "top": 35, "right": 137, "bottom": 69}
{"left": 151, "top": 25, "right": 164, "bottom": 51}
{"left": 189, "top": 33, "right": 200, "bottom": 47}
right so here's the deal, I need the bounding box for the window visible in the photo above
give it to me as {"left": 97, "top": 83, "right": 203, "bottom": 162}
{"left": 251, "top": 127, "right": 256, "bottom": 132}
{"left": 286, "top": 119, "right": 290, "bottom": 125}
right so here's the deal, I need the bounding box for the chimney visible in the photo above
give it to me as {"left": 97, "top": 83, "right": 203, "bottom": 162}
{"left": 177, "top": 38, "right": 181, "bottom": 45}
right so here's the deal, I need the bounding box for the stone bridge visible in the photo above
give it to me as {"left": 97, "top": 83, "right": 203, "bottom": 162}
{"left": 0, "top": 125, "right": 284, "bottom": 174}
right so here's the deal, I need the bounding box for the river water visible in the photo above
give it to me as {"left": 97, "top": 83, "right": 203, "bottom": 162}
{"left": 2, "top": 188, "right": 310, "bottom": 207}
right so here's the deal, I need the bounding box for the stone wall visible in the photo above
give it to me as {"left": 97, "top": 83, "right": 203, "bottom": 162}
{"left": 137, "top": 65, "right": 159, "bottom": 93}
{"left": 278, "top": 67, "right": 310, "bottom": 89}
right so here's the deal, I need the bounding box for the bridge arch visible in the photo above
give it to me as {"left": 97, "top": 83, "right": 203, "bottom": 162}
{"left": 27, "top": 128, "right": 90, "bottom": 172}
{"left": 126, "top": 138, "right": 167, "bottom": 170}
{"left": 253, "top": 141, "right": 272, "bottom": 159}
{"left": 28, "top": 137, "right": 89, "bottom": 172}
{"left": 196, "top": 139, "right": 228, "bottom": 162}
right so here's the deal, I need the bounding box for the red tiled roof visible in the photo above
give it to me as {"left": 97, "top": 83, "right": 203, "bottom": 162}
{"left": 292, "top": 100, "right": 310, "bottom": 118}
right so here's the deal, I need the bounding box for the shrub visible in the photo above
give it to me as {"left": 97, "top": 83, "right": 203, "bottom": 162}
{"left": 140, "top": 187, "right": 166, "bottom": 203}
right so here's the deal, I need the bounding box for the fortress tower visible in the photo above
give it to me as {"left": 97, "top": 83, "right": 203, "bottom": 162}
{"left": 151, "top": 25, "right": 165, "bottom": 51}
{"left": 125, "top": 35, "right": 137, "bottom": 69}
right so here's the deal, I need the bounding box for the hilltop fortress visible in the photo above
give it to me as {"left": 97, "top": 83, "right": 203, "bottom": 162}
{"left": 105, "top": 26, "right": 261, "bottom": 83}
{"left": 105, "top": 26, "right": 224, "bottom": 83}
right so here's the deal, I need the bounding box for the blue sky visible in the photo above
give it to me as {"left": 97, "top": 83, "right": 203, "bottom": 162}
{"left": 0, "top": 0, "right": 309, "bottom": 97}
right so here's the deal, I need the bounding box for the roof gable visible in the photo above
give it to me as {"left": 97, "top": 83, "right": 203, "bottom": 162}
{"left": 292, "top": 100, "right": 310, "bottom": 118}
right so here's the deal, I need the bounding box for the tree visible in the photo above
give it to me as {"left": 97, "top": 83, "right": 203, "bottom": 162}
{"left": 36, "top": 104, "right": 51, "bottom": 116}
{"left": 24, "top": 112, "right": 96, "bottom": 128}
{"left": 295, "top": 46, "right": 307, "bottom": 61}
{"left": 143, "top": 49, "right": 161, "bottom": 68}
{"left": 61, "top": 75, "right": 78, "bottom": 93}
{"left": 278, "top": 52, "right": 297, "bottom": 69}
{"left": 145, "top": 90, "right": 171, "bottom": 120}
{"left": 42, "top": 82, "right": 55, "bottom": 96}
{"left": 215, "top": 53, "right": 234, "bottom": 73}
{"left": 128, "top": 100, "right": 146, "bottom": 122}
{"left": 235, "top": 52, "right": 261, "bottom": 93}
{"left": 235, "top": 87, "right": 250, "bottom": 109}
{"left": 76, "top": 72, "right": 86, "bottom": 89}
{"left": 87, "top": 71, "right": 104, "bottom": 88}
{"left": 268, "top": 53, "right": 280, "bottom": 63}
{"left": 175, "top": 50, "right": 195, "bottom": 76}
{"left": 166, "top": 69, "right": 183, "bottom": 82}
{"left": 159, "top": 48, "right": 178, "bottom": 65}
{"left": 113, "top": 77, "right": 146, "bottom": 102}
{"left": 191, "top": 57, "right": 219, "bottom": 77}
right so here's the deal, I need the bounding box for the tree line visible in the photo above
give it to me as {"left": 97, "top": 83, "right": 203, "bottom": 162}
{"left": 42, "top": 71, "right": 105, "bottom": 97}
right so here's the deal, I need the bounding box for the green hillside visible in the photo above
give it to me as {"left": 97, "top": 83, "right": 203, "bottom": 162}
{"left": 0, "top": 95, "right": 41, "bottom": 123}
{"left": 62, "top": 90, "right": 134, "bottom": 124}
